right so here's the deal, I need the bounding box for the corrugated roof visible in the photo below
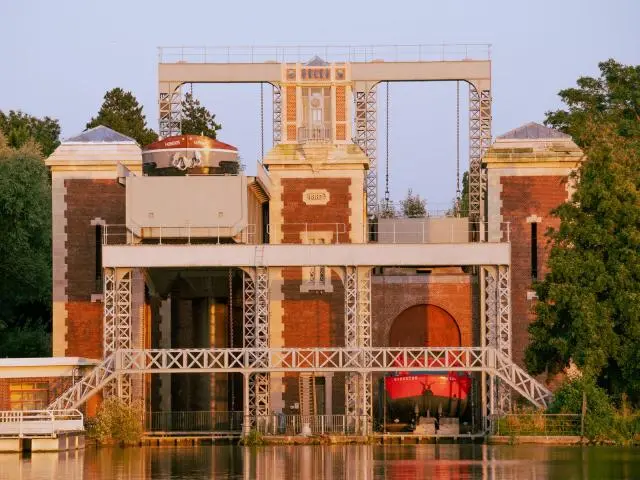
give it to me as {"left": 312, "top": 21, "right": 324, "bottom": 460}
{"left": 497, "top": 122, "right": 570, "bottom": 140}
{"left": 64, "top": 125, "right": 137, "bottom": 144}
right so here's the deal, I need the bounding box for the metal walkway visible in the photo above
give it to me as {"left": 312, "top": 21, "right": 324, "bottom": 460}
{"left": 0, "top": 410, "right": 83, "bottom": 438}
{"left": 48, "top": 347, "right": 552, "bottom": 411}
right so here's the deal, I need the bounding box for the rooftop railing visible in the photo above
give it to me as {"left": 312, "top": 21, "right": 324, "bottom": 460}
{"left": 158, "top": 44, "right": 492, "bottom": 64}
{"left": 102, "top": 221, "right": 510, "bottom": 245}
{"left": 0, "top": 409, "right": 83, "bottom": 438}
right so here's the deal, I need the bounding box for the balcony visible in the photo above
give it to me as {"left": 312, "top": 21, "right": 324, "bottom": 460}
{"left": 298, "top": 125, "right": 332, "bottom": 143}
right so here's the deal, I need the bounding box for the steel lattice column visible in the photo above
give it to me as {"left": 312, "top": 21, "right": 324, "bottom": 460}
{"left": 103, "top": 268, "right": 132, "bottom": 403}
{"left": 243, "top": 269, "right": 270, "bottom": 417}
{"left": 355, "top": 85, "right": 378, "bottom": 217}
{"left": 159, "top": 83, "right": 182, "bottom": 138}
{"left": 483, "top": 265, "right": 511, "bottom": 415}
{"left": 272, "top": 85, "right": 282, "bottom": 145}
{"left": 344, "top": 267, "right": 358, "bottom": 417}
{"left": 468, "top": 84, "right": 492, "bottom": 237}
{"left": 357, "top": 268, "right": 372, "bottom": 430}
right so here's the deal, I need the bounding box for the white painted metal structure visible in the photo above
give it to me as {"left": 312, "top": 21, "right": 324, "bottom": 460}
{"left": 0, "top": 410, "right": 83, "bottom": 438}
{"left": 47, "top": 347, "right": 552, "bottom": 413}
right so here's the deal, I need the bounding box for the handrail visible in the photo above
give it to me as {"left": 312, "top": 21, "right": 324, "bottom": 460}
{"left": 158, "top": 44, "right": 492, "bottom": 63}
{"left": 0, "top": 409, "right": 83, "bottom": 438}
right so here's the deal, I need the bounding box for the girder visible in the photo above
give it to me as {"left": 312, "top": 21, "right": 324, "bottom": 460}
{"left": 468, "top": 84, "right": 491, "bottom": 234}
{"left": 355, "top": 87, "right": 377, "bottom": 217}
{"left": 272, "top": 85, "right": 282, "bottom": 144}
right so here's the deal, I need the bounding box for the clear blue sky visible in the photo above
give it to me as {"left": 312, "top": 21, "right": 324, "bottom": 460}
{"left": 1, "top": 0, "right": 638, "bottom": 208}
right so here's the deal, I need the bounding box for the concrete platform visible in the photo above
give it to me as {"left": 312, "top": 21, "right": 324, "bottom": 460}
{"left": 0, "top": 433, "right": 85, "bottom": 453}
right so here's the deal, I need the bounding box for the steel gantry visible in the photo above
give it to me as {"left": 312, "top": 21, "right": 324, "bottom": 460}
{"left": 48, "top": 346, "right": 552, "bottom": 412}
{"left": 272, "top": 86, "right": 282, "bottom": 144}
{"left": 344, "top": 267, "right": 373, "bottom": 432}
{"left": 468, "top": 84, "right": 492, "bottom": 229}
{"left": 243, "top": 268, "right": 270, "bottom": 417}
{"left": 159, "top": 83, "right": 182, "bottom": 138}
{"left": 354, "top": 84, "right": 378, "bottom": 217}
{"left": 102, "top": 268, "right": 132, "bottom": 403}
{"left": 482, "top": 265, "right": 512, "bottom": 414}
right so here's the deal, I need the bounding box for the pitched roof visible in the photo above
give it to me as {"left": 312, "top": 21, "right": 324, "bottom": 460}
{"left": 306, "top": 55, "right": 329, "bottom": 66}
{"left": 64, "top": 125, "right": 137, "bottom": 144}
{"left": 497, "top": 122, "right": 570, "bottom": 140}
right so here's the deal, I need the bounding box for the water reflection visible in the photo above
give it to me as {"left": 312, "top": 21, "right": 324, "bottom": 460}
{"left": 1, "top": 444, "right": 639, "bottom": 479}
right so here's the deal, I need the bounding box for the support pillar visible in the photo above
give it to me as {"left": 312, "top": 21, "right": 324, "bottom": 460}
{"left": 158, "top": 82, "right": 182, "bottom": 138}
{"left": 354, "top": 82, "right": 378, "bottom": 217}
{"left": 344, "top": 266, "right": 372, "bottom": 434}
{"left": 242, "top": 373, "right": 250, "bottom": 437}
{"left": 243, "top": 268, "right": 270, "bottom": 420}
{"left": 103, "top": 267, "right": 132, "bottom": 403}
{"left": 468, "top": 82, "right": 492, "bottom": 239}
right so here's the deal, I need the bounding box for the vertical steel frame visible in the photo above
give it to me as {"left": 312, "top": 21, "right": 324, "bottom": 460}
{"left": 344, "top": 267, "right": 358, "bottom": 416}
{"left": 103, "top": 268, "right": 132, "bottom": 403}
{"left": 243, "top": 268, "right": 270, "bottom": 417}
{"left": 483, "top": 265, "right": 512, "bottom": 414}
{"left": 355, "top": 85, "right": 378, "bottom": 217}
{"left": 272, "top": 85, "right": 282, "bottom": 145}
{"left": 468, "top": 84, "right": 492, "bottom": 232}
{"left": 159, "top": 84, "right": 182, "bottom": 138}
{"left": 358, "top": 268, "right": 372, "bottom": 430}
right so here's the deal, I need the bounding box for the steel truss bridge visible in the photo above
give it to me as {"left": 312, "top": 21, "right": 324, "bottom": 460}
{"left": 49, "top": 346, "right": 552, "bottom": 428}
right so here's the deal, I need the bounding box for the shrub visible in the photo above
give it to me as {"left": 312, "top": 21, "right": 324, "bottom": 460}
{"left": 547, "top": 376, "right": 614, "bottom": 440}
{"left": 86, "top": 397, "right": 143, "bottom": 446}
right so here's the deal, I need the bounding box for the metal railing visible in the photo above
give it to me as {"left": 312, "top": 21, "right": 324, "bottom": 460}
{"left": 102, "top": 224, "right": 257, "bottom": 246}
{"left": 267, "top": 223, "right": 348, "bottom": 244}
{"left": 374, "top": 220, "right": 511, "bottom": 244}
{"left": 146, "top": 411, "right": 243, "bottom": 434}
{"left": 158, "top": 44, "right": 491, "bottom": 64}
{"left": 103, "top": 221, "right": 509, "bottom": 246}
{"left": 298, "top": 125, "right": 332, "bottom": 143}
{"left": 255, "top": 414, "right": 369, "bottom": 436}
{"left": 0, "top": 410, "right": 83, "bottom": 438}
{"left": 489, "top": 414, "right": 582, "bottom": 437}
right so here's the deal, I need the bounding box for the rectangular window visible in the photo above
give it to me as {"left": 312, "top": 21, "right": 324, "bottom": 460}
{"left": 95, "top": 225, "right": 103, "bottom": 291}
{"left": 9, "top": 382, "right": 48, "bottom": 411}
{"left": 531, "top": 222, "right": 538, "bottom": 281}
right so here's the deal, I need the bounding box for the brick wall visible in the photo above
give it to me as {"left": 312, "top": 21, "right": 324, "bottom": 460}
{"left": 500, "top": 175, "right": 567, "bottom": 367}
{"left": 371, "top": 273, "right": 475, "bottom": 348}
{"left": 281, "top": 267, "right": 345, "bottom": 413}
{"left": 63, "top": 179, "right": 126, "bottom": 358}
{"left": 281, "top": 178, "right": 352, "bottom": 243}
{"left": 0, "top": 377, "right": 73, "bottom": 411}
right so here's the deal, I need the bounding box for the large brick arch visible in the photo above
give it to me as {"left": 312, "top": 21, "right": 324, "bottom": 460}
{"left": 388, "top": 304, "right": 461, "bottom": 348}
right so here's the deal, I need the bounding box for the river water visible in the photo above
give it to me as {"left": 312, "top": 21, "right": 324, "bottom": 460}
{"left": 1, "top": 444, "right": 639, "bottom": 479}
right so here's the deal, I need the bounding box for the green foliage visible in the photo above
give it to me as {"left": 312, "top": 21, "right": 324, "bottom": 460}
{"left": 401, "top": 189, "right": 427, "bottom": 218}
{"left": 181, "top": 92, "right": 222, "bottom": 138}
{"left": 526, "top": 59, "right": 640, "bottom": 403}
{"left": 240, "top": 429, "right": 265, "bottom": 446}
{"left": 0, "top": 110, "right": 60, "bottom": 156}
{"left": 545, "top": 59, "right": 640, "bottom": 148}
{"left": 86, "top": 398, "right": 143, "bottom": 445}
{"left": 86, "top": 88, "right": 157, "bottom": 146}
{"left": 0, "top": 137, "right": 52, "bottom": 357}
{"left": 0, "top": 320, "right": 50, "bottom": 357}
{"left": 378, "top": 201, "right": 396, "bottom": 219}
{"left": 548, "top": 376, "right": 614, "bottom": 440}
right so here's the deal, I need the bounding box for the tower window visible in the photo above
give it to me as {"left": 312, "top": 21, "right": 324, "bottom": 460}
{"left": 95, "top": 225, "right": 103, "bottom": 291}
{"left": 531, "top": 222, "right": 538, "bottom": 281}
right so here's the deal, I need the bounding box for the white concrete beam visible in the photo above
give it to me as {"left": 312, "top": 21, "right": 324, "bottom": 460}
{"left": 103, "top": 243, "right": 510, "bottom": 268}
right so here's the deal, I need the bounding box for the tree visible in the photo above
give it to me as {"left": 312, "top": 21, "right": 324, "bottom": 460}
{"left": 86, "top": 88, "right": 157, "bottom": 146}
{"left": 525, "top": 60, "right": 640, "bottom": 403}
{"left": 401, "top": 189, "right": 427, "bottom": 218}
{"left": 180, "top": 92, "right": 222, "bottom": 138}
{"left": 0, "top": 134, "right": 52, "bottom": 357}
{"left": 0, "top": 110, "right": 60, "bottom": 156}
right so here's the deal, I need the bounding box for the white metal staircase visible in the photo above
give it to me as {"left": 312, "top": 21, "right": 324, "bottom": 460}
{"left": 47, "top": 354, "right": 117, "bottom": 411}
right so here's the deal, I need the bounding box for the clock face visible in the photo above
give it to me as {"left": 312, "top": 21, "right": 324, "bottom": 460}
{"left": 310, "top": 96, "right": 322, "bottom": 108}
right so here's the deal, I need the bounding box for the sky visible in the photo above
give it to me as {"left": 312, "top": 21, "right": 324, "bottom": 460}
{"left": 1, "top": 0, "right": 638, "bottom": 208}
